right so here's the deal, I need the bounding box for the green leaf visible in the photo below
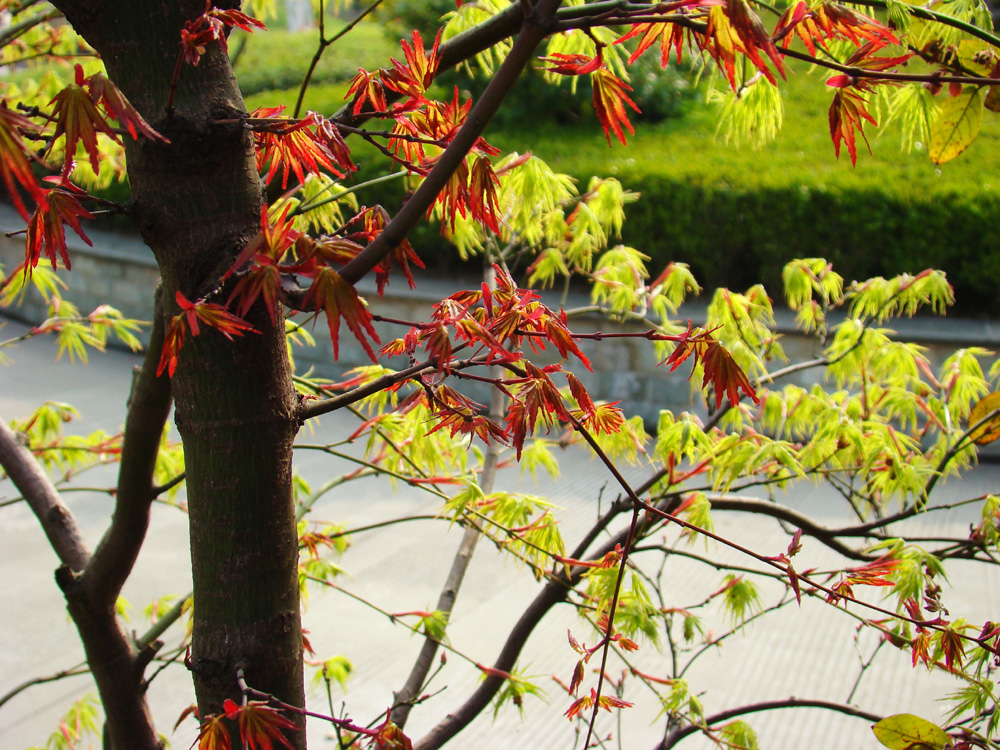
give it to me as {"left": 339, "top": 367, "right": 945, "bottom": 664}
{"left": 928, "top": 86, "right": 985, "bottom": 165}
{"left": 872, "top": 714, "right": 950, "bottom": 749}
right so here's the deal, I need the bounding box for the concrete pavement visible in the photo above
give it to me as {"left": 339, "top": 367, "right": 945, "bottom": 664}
{"left": 2, "top": 318, "right": 1000, "bottom": 749}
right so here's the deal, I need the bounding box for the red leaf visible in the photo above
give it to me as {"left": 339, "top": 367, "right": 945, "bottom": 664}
{"left": 25, "top": 184, "right": 94, "bottom": 272}
{"left": 85, "top": 71, "right": 168, "bottom": 143}
{"left": 156, "top": 291, "right": 257, "bottom": 377}
{"left": 251, "top": 107, "right": 351, "bottom": 188}
{"left": 345, "top": 68, "right": 388, "bottom": 115}
{"left": 356, "top": 205, "right": 423, "bottom": 294}
{"left": 569, "top": 659, "right": 585, "bottom": 694}
{"left": 564, "top": 693, "right": 592, "bottom": 720}
{"left": 157, "top": 316, "right": 186, "bottom": 377}
{"left": 381, "top": 30, "right": 442, "bottom": 99}
{"left": 306, "top": 267, "right": 380, "bottom": 361}
{"left": 700, "top": 338, "right": 757, "bottom": 408}
{"left": 0, "top": 101, "right": 47, "bottom": 221}
{"left": 774, "top": 2, "right": 898, "bottom": 56}
{"left": 226, "top": 206, "right": 301, "bottom": 320}
{"left": 371, "top": 710, "right": 413, "bottom": 750}
{"left": 592, "top": 69, "right": 641, "bottom": 146}
{"left": 176, "top": 290, "right": 257, "bottom": 341}
{"left": 225, "top": 205, "right": 300, "bottom": 280}
{"left": 615, "top": 21, "right": 689, "bottom": 68}
{"left": 468, "top": 154, "right": 501, "bottom": 234}
{"left": 210, "top": 6, "right": 266, "bottom": 34}
{"left": 47, "top": 67, "right": 119, "bottom": 173}
{"left": 195, "top": 714, "right": 231, "bottom": 750}
{"left": 235, "top": 701, "right": 299, "bottom": 750}
{"left": 540, "top": 52, "right": 604, "bottom": 76}
{"left": 828, "top": 85, "right": 877, "bottom": 165}
{"left": 181, "top": 1, "right": 265, "bottom": 67}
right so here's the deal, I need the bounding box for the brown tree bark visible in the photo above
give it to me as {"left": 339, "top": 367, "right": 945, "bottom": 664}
{"left": 50, "top": 1, "right": 306, "bottom": 744}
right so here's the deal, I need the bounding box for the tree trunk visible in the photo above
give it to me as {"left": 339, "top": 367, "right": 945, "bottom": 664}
{"left": 55, "top": 1, "right": 306, "bottom": 742}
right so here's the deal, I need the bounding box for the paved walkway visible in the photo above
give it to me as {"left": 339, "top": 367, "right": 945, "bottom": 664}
{"left": 2, "top": 319, "right": 1000, "bottom": 749}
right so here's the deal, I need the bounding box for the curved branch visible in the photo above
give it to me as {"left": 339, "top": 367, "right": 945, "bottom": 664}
{"left": 657, "top": 698, "right": 883, "bottom": 748}
{"left": 84, "top": 288, "right": 173, "bottom": 607}
{"left": 336, "top": 0, "right": 561, "bottom": 287}
{"left": 0, "top": 418, "right": 90, "bottom": 572}
{"left": 414, "top": 496, "right": 670, "bottom": 749}
{"left": 331, "top": 2, "right": 526, "bottom": 128}
{"left": 0, "top": 7, "right": 62, "bottom": 49}
{"left": 298, "top": 361, "right": 433, "bottom": 421}
{"left": 391, "top": 362, "right": 506, "bottom": 728}
{"left": 0, "top": 663, "right": 89, "bottom": 710}
{"left": 706, "top": 495, "right": 872, "bottom": 561}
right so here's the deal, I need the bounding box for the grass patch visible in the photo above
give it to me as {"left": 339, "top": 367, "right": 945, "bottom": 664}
{"left": 231, "top": 22, "right": 390, "bottom": 98}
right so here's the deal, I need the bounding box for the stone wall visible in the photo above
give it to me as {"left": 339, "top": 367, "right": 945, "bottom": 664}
{"left": 3, "top": 205, "right": 999, "bottom": 423}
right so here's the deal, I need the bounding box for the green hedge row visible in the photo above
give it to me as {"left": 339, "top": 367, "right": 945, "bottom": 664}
{"left": 613, "top": 174, "right": 1000, "bottom": 316}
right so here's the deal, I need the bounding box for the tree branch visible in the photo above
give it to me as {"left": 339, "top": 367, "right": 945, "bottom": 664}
{"left": 414, "top": 494, "right": 670, "bottom": 750}
{"left": 0, "top": 419, "right": 90, "bottom": 572}
{"left": 705, "top": 495, "right": 872, "bottom": 561}
{"left": 336, "top": 0, "right": 562, "bottom": 287}
{"left": 0, "top": 6, "right": 62, "bottom": 49}
{"left": 656, "top": 698, "right": 883, "bottom": 748}
{"left": 84, "top": 288, "right": 173, "bottom": 607}
{"left": 331, "top": 2, "right": 527, "bottom": 127}
{"left": 392, "top": 264, "right": 508, "bottom": 727}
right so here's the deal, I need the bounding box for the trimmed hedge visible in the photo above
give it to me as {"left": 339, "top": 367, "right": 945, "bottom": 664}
{"left": 614, "top": 175, "right": 1000, "bottom": 316}
{"left": 225, "top": 24, "right": 1000, "bottom": 317}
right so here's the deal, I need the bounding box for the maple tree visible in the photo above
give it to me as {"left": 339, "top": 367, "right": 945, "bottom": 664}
{"left": 1, "top": 1, "right": 1000, "bottom": 749}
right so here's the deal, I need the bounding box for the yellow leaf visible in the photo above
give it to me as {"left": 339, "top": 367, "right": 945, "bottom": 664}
{"left": 928, "top": 86, "right": 985, "bottom": 164}
{"left": 985, "top": 86, "right": 1000, "bottom": 113}
{"left": 969, "top": 392, "right": 1000, "bottom": 445}
{"left": 872, "top": 713, "right": 950, "bottom": 749}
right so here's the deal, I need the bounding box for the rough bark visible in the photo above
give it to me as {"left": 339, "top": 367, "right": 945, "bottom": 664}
{"left": 50, "top": 1, "right": 306, "bottom": 744}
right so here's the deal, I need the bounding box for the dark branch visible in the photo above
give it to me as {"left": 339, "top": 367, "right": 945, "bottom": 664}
{"left": 336, "top": 0, "right": 561, "bottom": 287}
{"left": 0, "top": 419, "right": 90, "bottom": 572}
{"left": 657, "top": 698, "right": 883, "bottom": 748}
{"left": 84, "top": 288, "right": 173, "bottom": 607}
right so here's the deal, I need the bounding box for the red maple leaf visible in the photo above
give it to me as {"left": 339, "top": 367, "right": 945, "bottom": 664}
{"left": 0, "top": 102, "right": 47, "bottom": 221}
{"left": 468, "top": 154, "right": 501, "bottom": 234}
{"left": 700, "top": 338, "right": 757, "bottom": 409}
{"left": 370, "top": 710, "right": 413, "bottom": 750}
{"left": 180, "top": 1, "right": 265, "bottom": 67}
{"left": 592, "top": 69, "right": 641, "bottom": 146}
{"left": 47, "top": 65, "right": 118, "bottom": 173}
{"left": 156, "top": 291, "right": 257, "bottom": 377}
{"left": 539, "top": 52, "right": 604, "bottom": 76}
{"left": 828, "top": 82, "right": 877, "bottom": 166}
{"left": 701, "top": 0, "right": 784, "bottom": 90}
{"left": 226, "top": 206, "right": 300, "bottom": 320}
{"left": 616, "top": 21, "right": 689, "bottom": 68}
{"left": 345, "top": 68, "right": 388, "bottom": 115}
{"left": 381, "top": 30, "right": 442, "bottom": 99}
{"left": 175, "top": 290, "right": 257, "bottom": 340}
{"left": 25, "top": 182, "right": 94, "bottom": 272}
{"left": 305, "top": 267, "right": 380, "bottom": 360}
{"left": 85, "top": 71, "right": 168, "bottom": 143}
{"left": 505, "top": 362, "right": 572, "bottom": 459}
{"left": 225, "top": 699, "right": 298, "bottom": 750}
{"left": 251, "top": 107, "right": 351, "bottom": 188}
{"left": 774, "top": 1, "right": 898, "bottom": 55}
{"left": 355, "top": 205, "right": 424, "bottom": 294}
{"left": 195, "top": 713, "right": 231, "bottom": 750}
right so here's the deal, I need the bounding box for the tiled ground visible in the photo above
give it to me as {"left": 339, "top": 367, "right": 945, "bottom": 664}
{"left": 2, "top": 318, "right": 998, "bottom": 749}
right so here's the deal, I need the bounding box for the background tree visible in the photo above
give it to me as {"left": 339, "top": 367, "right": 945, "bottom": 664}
{"left": 0, "top": 1, "right": 999, "bottom": 749}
